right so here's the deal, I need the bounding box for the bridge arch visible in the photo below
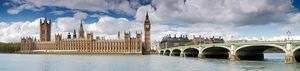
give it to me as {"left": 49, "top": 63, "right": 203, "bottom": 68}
{"left": 159, "top": 50, "right": 164, "bottom": 55}
{"left": 164, "top": 50, "right": 171, "bottom": 55}
{"left": 201, "top": 46, "right": 230, "bottom": 53}
{"left": 182, "top": 47, "right": 199, "bottom": 51}
{"left": 234, "top": 44, "right": 286, "bottom": 60}
{"left": 201, "top": 46, "right": 230, "bottom": 59}
{"left": 183, "top": 47, "right": 199, "bottom": 57}
{"left": 292, "top": 46, "right": 300, "bottom": 62}
{"left": 171, "top": 49, "right": 181, "bottom": 56}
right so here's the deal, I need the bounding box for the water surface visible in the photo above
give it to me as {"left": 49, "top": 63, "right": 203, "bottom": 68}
{"left": 0, "top": 53, "right": 299, "bottom": 71}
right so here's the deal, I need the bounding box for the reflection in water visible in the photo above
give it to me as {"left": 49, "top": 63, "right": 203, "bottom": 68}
{"left": 0, "top": 53, "right": 299, "bottom": 71}
{"left": 264, "top": 53, "right": 285, "bottom": 62}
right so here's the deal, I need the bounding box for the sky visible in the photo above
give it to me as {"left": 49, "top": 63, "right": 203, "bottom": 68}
{"left": 0, "top": 0, "right": 300, "bottom": 43}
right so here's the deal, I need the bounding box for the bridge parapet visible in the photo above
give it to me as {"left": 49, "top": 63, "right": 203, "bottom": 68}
{"left": 160, "top": 40, "right": 300, "bottom": 52}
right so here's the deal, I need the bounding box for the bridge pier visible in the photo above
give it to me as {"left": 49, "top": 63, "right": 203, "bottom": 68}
{"left": 285, "top": 54, "right": 296, "bottom": 64}
{"left": 169, "top": 51, "right": 173, "bottom": 56}
{"left": 179, "top": 49, "right": 184, "bottom": 57}
{"left": 229, "top": 54, "right": 239, "bottom": 61}
{"left": 285, "top": 42, "right": 296, "bottom": 64}
{"left": 180, "top": 53, "right": 185, "bottom": 57}
{"left": 198, "top": 53, "right": 205, "bottom": 59}
{"left": 229, "top": 44, "right": 239, "bottom": 60}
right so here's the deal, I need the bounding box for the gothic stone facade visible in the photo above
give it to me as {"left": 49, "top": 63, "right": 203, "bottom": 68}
{"left": 21, "top": 13, "right": 151, "bottom": 54}
{"left": 21, "top": 32, "right": 142, "bottom": 53}
{"left": 191, "top": 35, "right": 225, "bottom": 45}
{"left": 159, "top": 34, "right": 190, "bottom": 49}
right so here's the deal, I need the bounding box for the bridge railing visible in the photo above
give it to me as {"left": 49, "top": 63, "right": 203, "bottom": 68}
{"left": 226, "top": 40, "right": 300, "bottom": 43}
{"left": 161, "top": 40, "right": 300, "bottom": 50}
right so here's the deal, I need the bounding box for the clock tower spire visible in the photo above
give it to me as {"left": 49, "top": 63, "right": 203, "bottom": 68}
{"left": 143, "top": 12, "right": 151, "bottom": 55}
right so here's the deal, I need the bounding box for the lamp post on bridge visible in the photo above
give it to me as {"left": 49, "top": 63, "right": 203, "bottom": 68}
{"left": 229, "top": 35, "right": 239, "bottom": 60}
{"left": 287, "top": 30, "right": 291, "bottom": 42}
{"left": 285, "top": 30, "right": 296, "bottom": 64}
{"left": 230, "top": 35, "right": 233, "bottom": 44}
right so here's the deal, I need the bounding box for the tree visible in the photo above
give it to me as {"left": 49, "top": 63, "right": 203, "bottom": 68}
{"left": 0, "top": 43, "right": 20, "bottom": 53}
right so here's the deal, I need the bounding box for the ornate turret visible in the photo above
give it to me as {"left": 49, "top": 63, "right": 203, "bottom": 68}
{"left": 174, "top": 34, "right": 177, "bottom": 38}
{"left": 185, "top": 35, "right": 188, "bottom": 39}
{"left": 40, "top": 17, "right": 51, "bottom": 41}
{"left": 44, "top": 17, "right": 47, "bottom": 23}
{"left": 118, "top": 31, "right": 121, "bottom": 39}
{"left": 67, "top": 32, "right": 71, "bottom": 39}
{"left": 87, "top": 33, "right": 93, "bottom": 40}
{"left": 73, "top": 29, "right": 77, "bottom": 39}
{"left": 136, "top": 31, "right": 142, "bottom": 42}
{"left": 79, "top": 20, "right": 85, "bottom": 38}
{"left": 124, "top": 32, "right": 129, "bottom": 39}
{"left": 136, "top": 31, "right": 141, "bottom": 39}
{"left": 55, "top": 33, "right": 62, "bottom": 41}
{"left": 40, "top": 19, "right": 42, "bottom": 24}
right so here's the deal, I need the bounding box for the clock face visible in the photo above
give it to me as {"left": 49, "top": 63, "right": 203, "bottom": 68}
{"left": 146, "top": 25, "right": 150, "bottom": 28}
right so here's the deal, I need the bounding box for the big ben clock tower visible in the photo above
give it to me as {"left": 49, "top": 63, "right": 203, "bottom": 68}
{"left": 143, "top": 12, "right": 151, "bottom": 55}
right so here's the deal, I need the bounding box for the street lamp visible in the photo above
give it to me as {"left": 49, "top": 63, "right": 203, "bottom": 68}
{"left": 287, "top": 30, "right": 291, "bottom": 41}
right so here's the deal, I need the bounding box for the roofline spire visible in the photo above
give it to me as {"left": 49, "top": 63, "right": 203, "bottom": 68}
{"left": 146, "top": 11, "right": 149, "bottom": 18}
{"left": 44, "top": 16, "right": 47, "bottom": 23}
{"left": 80, "top": 19, "right": 83, "bottom": 27}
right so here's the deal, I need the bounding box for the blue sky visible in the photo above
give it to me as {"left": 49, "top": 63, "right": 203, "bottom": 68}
{"left": 292, "top": 0, "right": 300, "bottom": 11}
{"left": 0, "top": 0, "right": 300, "bottom": 42}
{"left": 0, "top": 0, "right": 152, "bottom": 23}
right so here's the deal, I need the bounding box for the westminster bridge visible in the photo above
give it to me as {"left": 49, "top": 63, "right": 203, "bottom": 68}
{"left": 158, "top": 40, "right": 300, "bottom": 64}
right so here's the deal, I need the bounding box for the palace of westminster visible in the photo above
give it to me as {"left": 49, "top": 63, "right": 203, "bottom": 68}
{"left": 20, "top": 13, "right": 151, "bottom": 54}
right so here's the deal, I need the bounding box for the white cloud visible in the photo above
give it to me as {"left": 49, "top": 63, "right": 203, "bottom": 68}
{"left": 148, "top": 0, "right": 294, "bottom": 26}
{"left": 89, "top": 13, "right": 100, "bottom": 18}
{"left": 73, "top": 11, "right": 88, "bottom": 20}
{"left": 281, "top": 13, "right": 300, "bottom": 32}
{"left": 50, "top": 11, "right": 65, "bottom": 15}
{"left": 3, "top": 2, "right": 10, "bottom": 6}
{"left": 7, "top": 8, "right": 22, "bottom": 14}
{"left": 2, "top": 0, "right": 300, "bottom": 43}
{"left": 0, "top": 18, "right": 41, "bottom": 42}
{"left": 6, "top": 1, "right": 45, "bottom": 14}
{"left": 237, "top": 35, "right": 300, "bottom": 41}
{"left": 8, "top": 0, "right": 142, "bottom": 15}
{"left": 133, "top": 0, "right": 300, "bottom": 41}
{"left": 111, "top": 0, "right": 137, "bottom": 15}
{"left": 0, "top": 16, "right": 84, "bottom": 42}
{"left": 55, "top": 17, "right": 80, "bottom": 32}
{"left": 133, "top": 5, "right": 240, "bottom": 41}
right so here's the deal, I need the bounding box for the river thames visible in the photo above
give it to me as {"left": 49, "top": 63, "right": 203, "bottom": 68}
{"left": 0, "top": 53, "right": 299, "bottom": 71}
